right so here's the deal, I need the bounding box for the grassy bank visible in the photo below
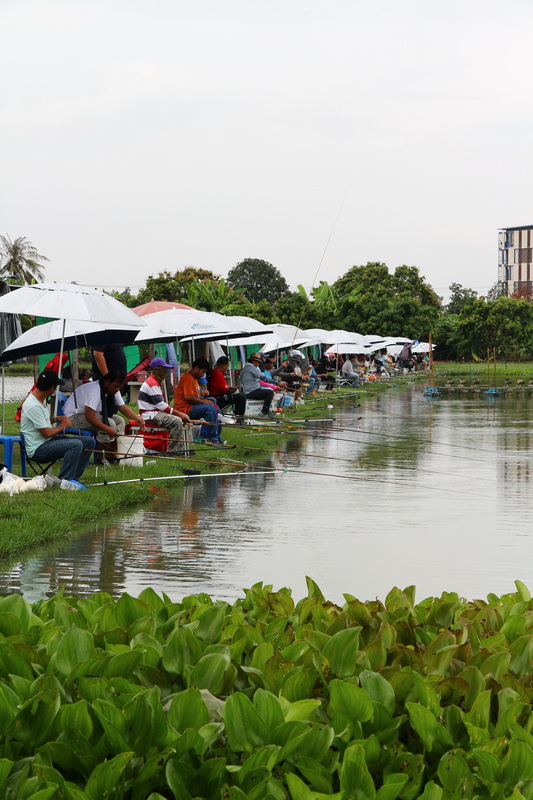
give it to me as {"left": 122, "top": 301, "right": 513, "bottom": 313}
{"left": 0, "top": 579, "right": 530, "bottom": 799}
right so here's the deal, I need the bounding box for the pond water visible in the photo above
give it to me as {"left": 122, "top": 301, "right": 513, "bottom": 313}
{"left": 3, "top": 384, "right": 533, "bottom": 604}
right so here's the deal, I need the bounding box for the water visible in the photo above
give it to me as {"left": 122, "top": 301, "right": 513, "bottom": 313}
{"left": 3, "top": 385, "right": 533, "bottom": 604}
{"left": 1, "top": 375, "right": 33, "bottom": 402}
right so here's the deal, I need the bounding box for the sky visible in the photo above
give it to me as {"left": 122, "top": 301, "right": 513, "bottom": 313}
{"left": 1, "top": 0, "right": 532, "bottom": 302}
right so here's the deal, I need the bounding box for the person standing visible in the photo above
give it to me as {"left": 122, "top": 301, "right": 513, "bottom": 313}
{"left": 138, "top": 358, "right": 190, "bottom": 454}
{"left": 91, "top": 343, "right": 127, "bottom": 381}
{"left": 20, "top": 370, "right": 96, "bottom": 489}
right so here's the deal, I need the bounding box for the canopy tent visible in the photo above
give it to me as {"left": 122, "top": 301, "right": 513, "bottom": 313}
{"left": 132, "top": 300, "right": 194, "bottom": 315}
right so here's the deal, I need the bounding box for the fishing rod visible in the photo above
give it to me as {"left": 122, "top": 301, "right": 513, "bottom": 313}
{"left": 88, "top": 469, "right": 278, "bottom": 488}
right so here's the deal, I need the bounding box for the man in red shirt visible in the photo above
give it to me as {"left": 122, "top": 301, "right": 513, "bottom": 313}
{"left": 208, "top": 357, "right": 246, "bottom": 419}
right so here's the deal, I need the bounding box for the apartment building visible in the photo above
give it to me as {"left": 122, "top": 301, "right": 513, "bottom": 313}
{"left": 498, "top": 225, "right": 533, "bottom": 296}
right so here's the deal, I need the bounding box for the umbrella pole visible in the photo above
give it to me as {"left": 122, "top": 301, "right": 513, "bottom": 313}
{"left": 1, "top": 363, "right": 4, "bottom": 434}
{"left": 54, "top": 318, "right": 67, "bottom": 417}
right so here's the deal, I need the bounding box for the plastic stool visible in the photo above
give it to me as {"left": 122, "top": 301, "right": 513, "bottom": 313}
{"left": 0, "top": 435, "right": 26, "bottom": 477}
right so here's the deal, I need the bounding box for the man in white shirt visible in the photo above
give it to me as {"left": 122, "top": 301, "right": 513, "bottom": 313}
{"left": 63, "top": 369, "right": 145, "bottom": 457}
{"left": 21, "top": 370, "right": 96, "bottom": 489}
{"left": 341, "top": 355, "right": 361, "bottom": 387}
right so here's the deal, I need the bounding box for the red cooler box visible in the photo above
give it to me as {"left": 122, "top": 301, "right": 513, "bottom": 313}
{"left": 125, "top": 423, "right": 169, "bottom": 453}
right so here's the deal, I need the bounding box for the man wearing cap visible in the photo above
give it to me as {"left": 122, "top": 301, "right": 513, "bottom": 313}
{"left": 239, "top": 353, "right": 278, "bottom": 417}
{"left": 138, "top": 358, "right": 190, "bottom": 455}
{"left": 20, "top": 370, "right": 96, "bottom": 489}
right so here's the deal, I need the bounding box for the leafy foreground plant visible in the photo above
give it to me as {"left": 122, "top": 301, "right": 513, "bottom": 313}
{"left": 0, "top": 579, "right": 532, "bottom": 799}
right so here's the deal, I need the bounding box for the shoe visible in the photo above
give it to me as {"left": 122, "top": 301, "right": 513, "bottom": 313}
{"left": 258, "top": 411, "right": 276, "bottom": 419}
{"left": 203, "top": 439, "right": 224, "bottom": 447}
{"left": 60, "top": 479, "right": 87, "bottom": 491}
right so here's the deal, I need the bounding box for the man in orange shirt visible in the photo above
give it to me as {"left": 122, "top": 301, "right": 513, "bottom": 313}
{"left": 174, "top": 358, "right": 222, "bottom": 445}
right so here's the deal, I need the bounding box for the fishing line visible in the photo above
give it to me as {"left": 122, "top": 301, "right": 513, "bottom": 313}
{"left": 292, "top": 185, "right": 351, "bottom": 344}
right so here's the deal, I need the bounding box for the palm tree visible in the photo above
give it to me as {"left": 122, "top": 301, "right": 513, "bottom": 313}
{"left": 0, "top": 235, "right": 49, "bottom": 283}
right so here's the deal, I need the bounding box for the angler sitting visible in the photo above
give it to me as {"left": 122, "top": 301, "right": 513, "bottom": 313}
{"left": 62, "top": 369, "right": 145, "bottom": 462}
{"left": 208, "top": 357, "right": 246, "bottom": 420}
{"left": 174, "top": 358, "right": 223, "bottom": 445}
{"left": 20, "top": 369, "right": 96, "bottom": 490}
{"left": 138, "top": 358, "right": 190, "bottom": 454}
{"left": 341, "top": 355, "right": 361, "bottom": 387}
{"left": 239, "top": 353, "right": 278, "bottom": 418}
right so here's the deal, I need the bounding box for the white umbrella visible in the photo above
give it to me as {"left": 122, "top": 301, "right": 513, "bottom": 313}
{"left": 135, "top": 309, "right": 248, "bottom": 343}
{"left": 316, "top": 330, "right": 366, "bottom": 345}
{"left": 259, "top": 335, "right": 321, "bottom": 354}
{"left": 412, "top": 342, "right": 435, "bottom": 353}
{"left": 324, "top": 343, "right": 373, "bottom": 356}
{"left": 0, "top": 282, "right": 145, "bottom": 414}
{"left": 0, "top": 282, "right": 145, "bottom": 328}
{"left": 0, "top": 319, "right": 143, "bottom": 362}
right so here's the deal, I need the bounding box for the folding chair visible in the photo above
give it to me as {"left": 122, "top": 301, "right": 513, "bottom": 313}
{"left": 19, "top": 433, "right": 60, "bottom": 477}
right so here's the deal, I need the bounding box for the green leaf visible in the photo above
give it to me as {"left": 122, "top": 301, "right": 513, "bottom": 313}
{"left": 57, "top": 700, "right": 94, "bottom": 740}
{"left": 436, "top": 750, "right": 469, "bottom": 792}
{"left": 359, "top": 671, "right": 396, "bottom": 714}
{"left": 189, "top": 651, "right": 230, "bottom": 694}
{"left": 515, "top": 580, "right": 531, "bottom": 601}
{"left": 14, "top": 689, "right": 61, "bottom": 746}
{"left": 195, "top": 603, "right": 227, "bottom": 643}
{"left": 498, "top": 739, "right": 533, "bottom": 786}
{"left": 417, "top": 781, "right": 443, "bottom": 800}
{"left": 224, "top": 692, "right": 269, "bottom": 753}
{"left": 168, "top": 687, "right": 209, "bottom": 734}
{"left": 329, "top": 679, "right": 373, "bottom": 723}
{"left": 162, "top": 625, "right": 203, "bottom": 676}
{"left": 341, "top": 744, "right": 376, "bottom": 800}
{"left": 84, "top": 751, "right": 133, "bottom": 799}
{"left": 284, "top": 699, "right": 321, "bottom": 722}
{"left": 254, "top": 688, "right": 285, "bottom": 733}
{"left": 55, "top": 627, "right": 96, "bottom": 677}
{"left": 375, "top": 773, "right": 409, "bottom": 800}
{"left": 322, "top": 627, "right": 361, "bottom": 677}
{"left": 509, "top": 635, "right": 533, "bottom": 676}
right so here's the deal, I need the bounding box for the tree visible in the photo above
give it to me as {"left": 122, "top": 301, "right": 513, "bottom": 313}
{"left": 184, "top": 278, "right": 251, "bottom": 314}
{"left": 446, "top": 282, "right": 478, "bottom": 315}
{"left": 0, "top": 235, "right": 48, "bottom": 283}
{"left": 332, "top": 262, "right": 441, "bottom": 337}
{"left": 134, "top": 267, "right": 220, "bottom": 305}
{"left": 227, "top": 258, "right": 290, "bottom": 304}
{"left": 456, "top": 297, "right": 533, "bottom": 360}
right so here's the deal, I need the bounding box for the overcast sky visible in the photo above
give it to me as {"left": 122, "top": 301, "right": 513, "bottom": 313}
{"left": 1, "top": 0, "right": 532, "bottom": 300}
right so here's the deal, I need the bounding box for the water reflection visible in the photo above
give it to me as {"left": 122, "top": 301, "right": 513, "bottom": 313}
{"left": 3, "top": 387, "right": 533, "bottom": 603}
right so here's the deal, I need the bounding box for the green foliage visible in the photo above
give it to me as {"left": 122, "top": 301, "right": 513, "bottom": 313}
{"left": 456, "top": 296, "right": 533, "bottom": 360}
{"left": 0, "top": 580, "right": 531, "bottom": 797}
{"left": 227, "top": 257, "right": 290, "bottom": 304}
{"left": 333, "top": 263, "right": 442, "bottom": 338}
{"left": 446, "top": 283, "right": 478, "bottom": 316}
{"left": 0, "top": 235, "right": 49, "bottom": 284}
{"left": 134, "top": 267, "right": 220, "bottom": 305}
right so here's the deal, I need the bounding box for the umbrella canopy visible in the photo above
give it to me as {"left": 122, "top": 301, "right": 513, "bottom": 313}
{"left": 133, "top": 300, "right": 194, "bottom": 315}
{"left": 199, "top": 315, "right": 273, "bottom": 345}
{"left": 0, "top": 282, "right": 145, "bottom": 328}
{"left": 316, "top": 330, "right": 366, "bottom": 345}
{"left": 135, "top": 309, "right": 247, "bottom": 344}
{"left": 324, "top": 343, "right": 373, "bottom": 356}
{"left": 0, "top": 319, "right": 143, "bottom": 363}
{"left": 0, "top": 282, "right": 22, "bottom": 357}
{"left": 260, "top": 336, "right": 322, "bottom": 354}
{"left": 412, "top": 342, "right": 435, "bottom": 353}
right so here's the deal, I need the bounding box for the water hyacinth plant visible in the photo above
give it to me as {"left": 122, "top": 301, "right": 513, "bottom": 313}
{"left": 0, "top": 579, "right": 531, "bottom": 798}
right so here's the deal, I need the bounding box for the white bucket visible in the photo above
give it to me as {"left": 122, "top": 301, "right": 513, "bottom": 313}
{"left": 116, "top": 435, "right": 145, "bottom": 467}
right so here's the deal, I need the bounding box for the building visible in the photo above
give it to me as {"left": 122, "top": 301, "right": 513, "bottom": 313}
{"left": 498, "top": 225, "right": 533, "bottom": 296}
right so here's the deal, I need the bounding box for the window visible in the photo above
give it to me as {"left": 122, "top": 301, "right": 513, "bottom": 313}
{"left": 515, "top": 249, "right": 520, "bottom": 263}
{"left": 505, "top": 231, "right": 514, "bottom": 247}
